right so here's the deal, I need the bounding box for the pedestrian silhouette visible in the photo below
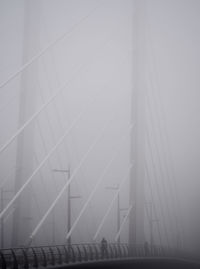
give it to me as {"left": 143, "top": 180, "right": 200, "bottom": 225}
{"left": 101, "top": 237, "right": 108, "bottom": 258}
{"left": 144, "top": 241, "right": 149, "bottom": 256}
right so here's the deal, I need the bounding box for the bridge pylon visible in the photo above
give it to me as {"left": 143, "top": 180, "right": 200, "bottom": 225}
{"left": 12, "top": 0, "right": 41, "bottom": 247}
{"left": 129, "top": 0, "right": 146, "bottom": 248}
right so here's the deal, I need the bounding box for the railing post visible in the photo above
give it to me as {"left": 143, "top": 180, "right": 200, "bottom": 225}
{"left": 56, "top": 247, "right": 62, "bottom": 264}
{"left": 49, "top": 247, "right": 55, "bottom": 266}
{"left": 93, "top": 245, "right": 99, "bottom": 260}
{"left": 0, "top": 250, "right": 6, "bottom": 269}
{"left": 117, "top": 244, "right": 122, "bottom": 258}
{"left": 76, "top": 246, "right": 82, "bottom": 262}
{"left": 88, "top": 245, "right": 93, "bottom": 260}
{"left": 22, "top": 249, "right": 29, "bottom": 269}
{"left": 63, "top": 246, "right": 69, "bottom": 264}
{"left": 41, "top": 248, "right": 47, "bottom": 267}
{"left": 83, "top": 245, "right": 88, "bottom": 261}
{"left": 121, "top": 244, "right": 126, "bottom": 257}
{"left": 11, "top": 250, "right": 18, "bottom": 269}
{"left": 113, "top": 244, "right": 118, "bottom": 258}
{"left": 70, "top": 246, "right": 75, "bottom": 263}
{"left": 109, "top": 245, "right": 114, "bottom": 259}
{"left": 31, "top": 248, "right": 38, "bottom": 268}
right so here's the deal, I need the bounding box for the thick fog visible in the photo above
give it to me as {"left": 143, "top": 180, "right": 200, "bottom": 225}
{"left": 0, "top": 0, "right": 200, "bottom": 257}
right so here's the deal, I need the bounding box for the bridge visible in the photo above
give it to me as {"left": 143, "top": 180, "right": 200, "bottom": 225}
{"left": 0, "top": 243, "right": 192, "bottom": 269}
{"left": 0, "top": 0, "right": 200, "bottom": 268}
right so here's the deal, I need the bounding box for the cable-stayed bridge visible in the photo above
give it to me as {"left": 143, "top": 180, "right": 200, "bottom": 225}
{"left": 0, "top": 0, "right": 198, "bottom": 268}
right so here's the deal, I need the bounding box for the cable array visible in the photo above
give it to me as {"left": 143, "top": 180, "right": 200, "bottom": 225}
{"left": 27, "top": 92, "right": 130, "bottom": 245}
{"left": 93, "top": 163, "right": 133, "bottom": 241}
{"left": 0, "top": 0, "right": 182, "bottom": 249}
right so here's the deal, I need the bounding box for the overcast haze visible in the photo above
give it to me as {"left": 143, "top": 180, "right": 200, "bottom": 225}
{"left": 0, "top": 0, "right": 200, "bottom": 256}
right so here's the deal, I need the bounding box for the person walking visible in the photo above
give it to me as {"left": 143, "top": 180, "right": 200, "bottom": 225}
{"left": 101, "top": 237, "right": 108, "bottom": 258}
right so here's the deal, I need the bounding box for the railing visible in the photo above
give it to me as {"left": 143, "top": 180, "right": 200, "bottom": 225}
{"left": 0, "top": 243, "right": 179, "bottom": 269}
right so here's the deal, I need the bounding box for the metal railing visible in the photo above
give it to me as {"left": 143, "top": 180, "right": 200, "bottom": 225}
{"left": 0, "top": 243, "right": 179, "bottom": 269}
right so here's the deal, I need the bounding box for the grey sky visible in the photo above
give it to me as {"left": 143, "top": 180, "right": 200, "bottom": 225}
{"left": 0, "top": 0, "right": 200, "bottom": 252}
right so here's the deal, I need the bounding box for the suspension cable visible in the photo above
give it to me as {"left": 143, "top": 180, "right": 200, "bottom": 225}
{"left": 115, "top": 205, "right": 132, "bottom": 242}
{"left": 0, "top": 3, "right": 102, "bottom": 90}
{"left": 0, "top": 87, "right": 102, "bottom": 220}
{"left": 2, "top": 207, "right": 15, "bottom": 224}
{"left": 146, "top": 91, "right": 175, "bottom": 237}
{"left": 93, "top": 163, "right": 133, "bottom": 241}
{"left": 0, "top": 34, "right": 113, "bottom": 156}
{"left": 145, "top": 161, "right": 162, "bottom": 246}
{"left": 146, "top": 126, "right": 170, "bottom": 247}
{"left": 41, "top": 56, "right": 99, "bottom": 234}
{"left": 148, "top": 68, "right": 183, "bottom": 245}
{"left": 0, "top": 35, "right": 131, "bottom": 220}
{"left": 35, "top": 88, "right": 72, "bottom": 217}
{"left": 27, "top": 95, "right": 130, "bottom": 244}
{"left": 147, "top": 28, "right": 183, "bottom": 243}
{"left": 65, "top": 125, "right": 133, "bottom": 241}
{"left": 0, "top": 39, "right": 130, "bottom": 227}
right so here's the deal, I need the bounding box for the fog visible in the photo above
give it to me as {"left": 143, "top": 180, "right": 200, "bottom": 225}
{"left": 0, "top": 0, "right": 200, "bottom": 257}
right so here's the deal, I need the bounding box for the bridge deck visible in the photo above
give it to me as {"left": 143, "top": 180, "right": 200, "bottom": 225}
{"left": 47, "top": 258, "right": 200, "bottom": 269}
{"left": 0, "top": 243, "right": 198, "bottom": 269}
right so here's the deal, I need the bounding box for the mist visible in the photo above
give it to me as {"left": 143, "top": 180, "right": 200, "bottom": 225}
{"left": 0, "top": 0, "right": 200, "bottom": 259}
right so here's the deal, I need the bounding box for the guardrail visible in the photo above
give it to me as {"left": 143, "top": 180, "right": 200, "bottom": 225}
{"left": 0, "top": 243, "right": 178, "bottom": 269}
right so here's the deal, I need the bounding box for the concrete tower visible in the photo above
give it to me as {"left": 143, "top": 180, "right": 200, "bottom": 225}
{"left": 12, "top": 0, "right": 40, "bottom": 247}
{"left": 129, "top": 0, "right": 146, "bottom": 247}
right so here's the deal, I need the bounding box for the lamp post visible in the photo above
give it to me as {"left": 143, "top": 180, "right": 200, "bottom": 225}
{"left": 52, "top": 168, "right": 81, "bottom": 246}
{"left": 105, "top": 185, "right": 127, "bottom": 244}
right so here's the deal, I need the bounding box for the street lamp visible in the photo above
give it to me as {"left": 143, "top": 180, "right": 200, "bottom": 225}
{"left": 105, "top": 185, "right": 127, "bottom": 244}
{"left": 52, "top": 167, "right": 81, "bottom": 246}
